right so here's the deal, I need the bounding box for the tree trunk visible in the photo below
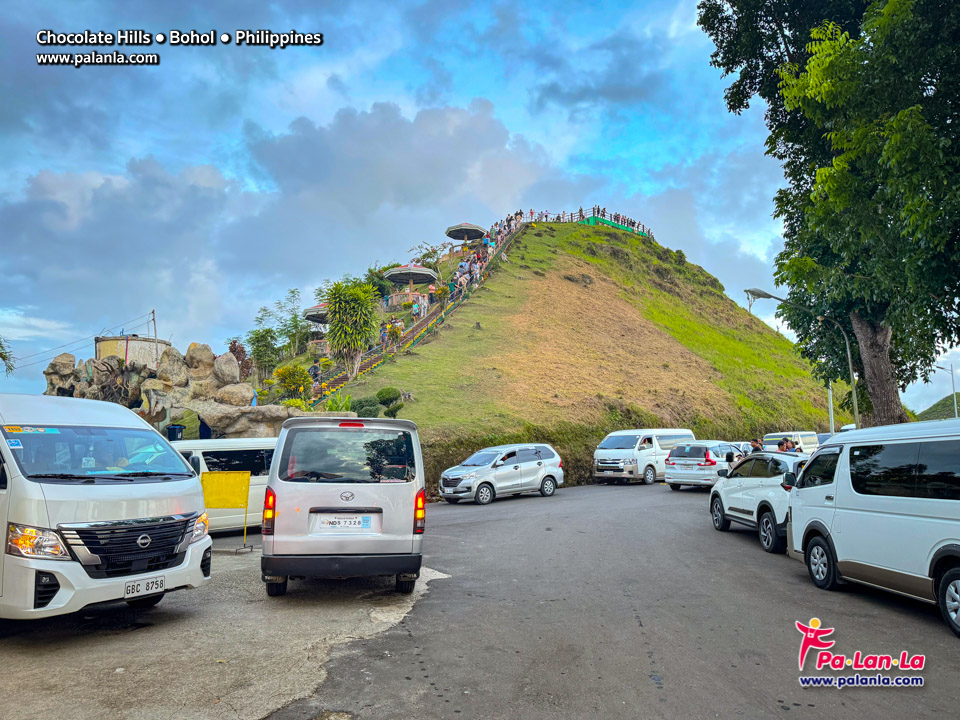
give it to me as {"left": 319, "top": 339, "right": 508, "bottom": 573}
{"left": 849, "top": 312, "right": 909, "bottom": 427}
{"left": 347, "top": 351, "right": 362, "bottom": 381}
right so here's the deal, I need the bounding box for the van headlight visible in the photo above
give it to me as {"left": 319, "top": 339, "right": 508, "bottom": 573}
{"left": 191, "top": 512, "right": 209, "bottom": 543}
{"left": 461, "top": 472, "right": 477, "bottom": 481}
{"left": 6, "top": 523, "right": 70, "bottom": 560}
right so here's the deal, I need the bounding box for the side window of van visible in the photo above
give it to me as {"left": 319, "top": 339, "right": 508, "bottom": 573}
{"left": 729, "top": 459, "right": 754, "bottom": 478}
{"left": 501, "top": 451, "right": 518, "bottom": 465}
{"left": 517, "top": 448, "right": 538, "bottom": 463}
{"left": 850, "top": 443, "right": 920, "bottom": 497}
{"left": 916, "top": 439, "right": 960, "bottom": 500}
{"left": 639, "top": 437, "right": 653, "bottom": 449}
{"left": 798, "top": 452, "right": 839, "bottom": 488}
{"left": 535, "top": 445, "right": 556, "bottom": 460}
{"left": 657, "top": 434, "right": 693, "bottom": 451}
{"left": 203, "top": 449, "right": 269, "bottom": 476}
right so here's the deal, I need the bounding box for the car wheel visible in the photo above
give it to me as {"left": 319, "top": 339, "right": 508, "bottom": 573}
{"left": 266, "top": 578, "right": 288, "bottom": 597}
{"left": 758, "top": 511, "right": 786, "bottom": 553}
{"left": 540, "top": 477, "right": 556, "bottom": 497}
{"left": 711, "top": 496, "right": 730, "bottom": 531}
{"left": 669, "top": 483, "right": 681, "bottom": 491}
{"left": 937, "top": 567, "right": 960, "bottom": 638}
{"left": 396, "top": 576, "right": 417, "bottom": 594}
{"left": 643, "top": 466, "right": 657, "bottom": 485}
{"left": 805, "top": 537, "right": 840, "bottom": 590}
{"left": 475, "top": 483, "right": 494, "bottom": 505}
{"left": 125, "top": 594, "right": 163, "bottom": 610}
{"left": 444, "top": 498, "right": 461, "bottom": 504}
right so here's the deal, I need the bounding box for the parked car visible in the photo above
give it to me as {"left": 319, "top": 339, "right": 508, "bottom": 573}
{"left": 664, "top": 441, "right": 741, "bottom": 490}
{"left": 817, "top": 432, "right": 833, "bottom": 446}
{"left": 594, "top": 428, "right": 695, "bottom": 485}
{"left": 174, "top": 438, "right": 276, "bottom": 531}
{"left": 261, "top": 417, "right": 425, "bottom": 596}
{"left": 0, "top": 394, "right": 212, "bottom": 619}
{"left": 761, "top": 431, "right": 820, "bottom": 454}
{"left": 787, "top": 419, "right": 960, "bottom": 637}
{"left": 709, "top": 451, "right": 809, "bottom": 552}
{"left": 439, "top": 443, "right": 563, "bottom": 505}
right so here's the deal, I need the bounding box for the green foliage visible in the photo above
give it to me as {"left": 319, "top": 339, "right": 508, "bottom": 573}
{"left": 322, "top": 279, "right": 380, "bottom": 379}
{"left": 384, "top": 401, "right": 404, "bottom": 418}
{"left": 256, "top": 389, "right": 270, "bottom": 404}
{"left": 917, "top": 393, "right": 960, "bottom": 422}
{"left": 387, "top": 324, "right": 403, "bottom": 345}
{"left": 435, "top": 285, "right": 450, "bottom": 303}
{"left": 273, "top": 365, "right": 312, "bottom": 401}
{"left": 324, "top": 390, "right": 352, "bottom": 412}
{"left": 245, "top": 326, "right": 281, "bottom": 379}
{"left": 376, "top": 386, "right": 402, "bottom": 407}
{"left": 0, "top": 335, "right": 13, "bottom": 376}
{"left": 226, "top": 337, "right": 253, "bottom": 380}
{"left": 280, "top": 398, "right": 310, "bottom": 411}
{"left": 352, "top": 396, "right": 381, "bottom": 418}
{"left": 401, "top": 301, "right": 413, "bottom": 310}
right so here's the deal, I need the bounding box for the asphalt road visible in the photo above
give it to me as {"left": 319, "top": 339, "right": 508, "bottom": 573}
{"left": 267, "top": 484, "right": 959, "bottom": 720}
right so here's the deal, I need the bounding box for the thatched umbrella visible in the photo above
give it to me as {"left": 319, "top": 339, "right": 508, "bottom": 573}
{"left": 445, "top": 222, "right": 487, "bottom": 249}
{"left": 383, "top": 264, "right": 439, "bottom": 298}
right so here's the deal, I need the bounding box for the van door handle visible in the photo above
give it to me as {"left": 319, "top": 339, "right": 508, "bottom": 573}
{"left": 513, "top": 465, "right": 520, "bottom": 470}
{"left": 537, "top": 461, "right": 543, "bottom": 466}
{"left": 825, "top": 495, "right": 834, "bottom": 501}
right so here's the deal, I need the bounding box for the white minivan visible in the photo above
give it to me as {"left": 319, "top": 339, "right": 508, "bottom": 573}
{"left": 261, "top": 417, "right": 425, "bottom": 597}
{"left": 0, "top": 394, "right": 212, "bottom": 620}
{"left": 174, "top": 438, "right": 275, "bottom": 531}
{"left": 788, "top": 419, "right": 960, "bottom": 637}
{"left": 762, "top": 431, "right": 820, "bottom": 453}
{"left": 594, "top": 428, "right": 695, "bottom": 485}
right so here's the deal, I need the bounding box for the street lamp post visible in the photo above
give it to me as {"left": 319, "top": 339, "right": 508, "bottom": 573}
{"left": 746, "top": 288, "right": 860, "bottom": 429}
{"left": 934, "top": 363, "right": 958, "bottom": 418}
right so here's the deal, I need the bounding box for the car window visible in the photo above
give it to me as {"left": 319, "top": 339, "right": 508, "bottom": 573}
{"left": 749, "top": 458, "right": 773, "bottom": 478}
{"left": 729, "top": 459, "right": 754, "bottom": 478}
{"left": 769, "top": 458, "right": 789, "bottom": 476}
{"left": 517, "top": 448, "right": 538, "bottom": 463}
{"left": 850, "top": 442, "right": 920, "bottom": 497}
{"left": 916, "top": 439, "right": 960, "bottom": 500}
{"left": 598, "top": 434, "right": 639, "bottom": 450}
{"left": 670, "top": 444, "right": 708, "bottom": 459}
{"left": 657, "top": 434, "right": 694, "bottom": 451}
{"left": 278, "top": 428, "right": 416, "bottom": 483}
{"left": 535, "top": 445, "right": 556, "bottom": 460}
{"left": 501, "top": 450, "right": 517, "bottom": 462}
{"left": 798, "top": 451, "right": 839, "bottom": 488}
{"left": 202, "top": 449, "right": 269, "bottom": 476}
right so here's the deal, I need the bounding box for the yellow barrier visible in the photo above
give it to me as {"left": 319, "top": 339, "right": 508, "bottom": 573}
{"left": 201, "top": 471, "right": 252, "bottom": 549}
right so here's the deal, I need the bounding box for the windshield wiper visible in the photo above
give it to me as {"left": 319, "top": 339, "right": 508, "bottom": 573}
{"left": 113, "top": 471, "right": 194, "bottom": 478}
{"left": 29, "top": 473, "right": 94, "bottom": 481}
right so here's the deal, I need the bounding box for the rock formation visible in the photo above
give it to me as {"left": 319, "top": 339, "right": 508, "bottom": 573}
{"left": 43, "top": 343, "right": 332, "bottom": 438}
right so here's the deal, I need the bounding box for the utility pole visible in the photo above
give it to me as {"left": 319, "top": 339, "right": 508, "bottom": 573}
{"left": 827, "top": 380, "right": 835, "bottom": 434}
{"left": 935, "top": 363, "right": 958, "bottom": 418}
{"left": 151, "top": 309, "right": 159, "bottom": 369}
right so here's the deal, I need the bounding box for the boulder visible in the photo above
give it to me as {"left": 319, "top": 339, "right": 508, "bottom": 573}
{"left": 158, "top": 347, "right": 188, "bottom": 387}
{"left": 185, "top": 343, "right": 216, "bottom": 374}
{"left": 213, "top": 353, "right": 240, "bottom": 385}
{"left": 214, "top": 383, "right": 255, "bottom": 406}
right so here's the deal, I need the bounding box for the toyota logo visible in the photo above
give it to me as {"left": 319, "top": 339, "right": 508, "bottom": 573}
{"left": 340, "top": 491, "right": 355, "bottom": 502}
{"left": 136, "top": 534, "right": 152, "bottom": 549}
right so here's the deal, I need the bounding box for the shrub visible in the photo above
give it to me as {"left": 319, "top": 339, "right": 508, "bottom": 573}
{"left": 228, "top": 338, "right": 254, "bottom": 380}
{"left": 324, "top": 390, "right": 351, "bottom": 412}
{"left": 273, "top": 365, "right": 312, "bottom": 400}
{"left": 280, "top": 398, "right": 310, "bottom": 411}
{"left": 352, "top": 396, "right": 381, "bottom": 418}
{"left": 387, "top": 325, "right": 403, "bottom": 345}
{"left": 384, "top": 401, "right": 404, "bottom": 418}
{"left": 401, "top": 301, "right": 413, "bottom": 310}
{"left": 376, "top": 387, "right": 402, "bottom": 407}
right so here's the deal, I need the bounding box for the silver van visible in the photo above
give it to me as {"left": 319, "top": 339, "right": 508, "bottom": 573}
{"left": 594, "top": 428, "right": 695, "bottom": 484}
{"left": 664, "top": 441, "right": 742, "bottom": 490}
{"left": 261, "top": 418, "right": 425, "bottom": 596}
{"left": 439, "top": 443, "right": 564, "bottom": 505}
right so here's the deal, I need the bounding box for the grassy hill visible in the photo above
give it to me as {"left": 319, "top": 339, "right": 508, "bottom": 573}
{"left": 917, "top": 393, "right": 960, "bottom": 421}
{"left": 337, "top": 222, "right": 848, "bottom": 486}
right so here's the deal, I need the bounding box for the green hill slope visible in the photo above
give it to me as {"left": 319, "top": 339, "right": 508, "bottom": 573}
{"left": 340, "top": 222, "right": 848, "bottom": 484}
{"left": 917, "top": 393, "right": 960, "bottom": 421}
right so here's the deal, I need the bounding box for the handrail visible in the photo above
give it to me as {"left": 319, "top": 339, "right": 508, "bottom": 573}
{"left": 523, "top": 208, "right": 654, "bottom": 240}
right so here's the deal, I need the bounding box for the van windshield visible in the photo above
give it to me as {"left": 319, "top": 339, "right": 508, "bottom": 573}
{"left": 1, "top": 425, "right": 193, "bottom": 482}
{"left": 461, "top": 451, "right": 499, "bottom": 467}
{"left": 598, "top": 435, "right": 640, "bottom": 450}
{"left": 279, "top": 427, "right": 416, "bottom": 483}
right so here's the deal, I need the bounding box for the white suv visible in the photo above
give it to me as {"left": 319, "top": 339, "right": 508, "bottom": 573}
{"left": 710, "top": 451, "right": 809, "bottom": 553}
{"left": 261, "top": 417, "right": 425, "bottom": 596}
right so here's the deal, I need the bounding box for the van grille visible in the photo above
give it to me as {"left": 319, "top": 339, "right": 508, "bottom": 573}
{"left": 441, "top": 476, "right": 461, "bottom": 488}
{"left": 60, "top": 517, "right": 191, "bottom": 579}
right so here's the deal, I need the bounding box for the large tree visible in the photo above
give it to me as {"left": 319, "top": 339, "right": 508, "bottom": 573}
{"left": 322, "top": 280, "right": 380, "bottom": 380}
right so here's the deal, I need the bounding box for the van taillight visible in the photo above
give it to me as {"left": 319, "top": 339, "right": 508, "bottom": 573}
{"left": 698, "top": 451, "right": 717, "bottom": 467}
{"left": 414, "top": 488, "right": 426, "bottom": 534}
{"left": 262, "top": 487, "right": 276, "bottom": 535}
{"left": 664, "top": 451, "right": 674, "bottom": 466}
{"left": 558, "top": 458, "right": 562, "bottom": 469}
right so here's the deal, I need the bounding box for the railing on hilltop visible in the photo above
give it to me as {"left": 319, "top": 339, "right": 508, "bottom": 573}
{"left": 523, "top": 207, "right": 654, "bottom": 240}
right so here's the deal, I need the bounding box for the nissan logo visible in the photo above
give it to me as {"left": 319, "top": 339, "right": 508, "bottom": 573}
{"left": 340, "top": 491, "right": 355, "bottom": 502}
{"left": 136, "top": 534, "right": 152, "bottom": 549}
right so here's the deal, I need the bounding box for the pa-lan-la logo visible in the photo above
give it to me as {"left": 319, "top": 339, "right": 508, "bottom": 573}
{"left": 796, "top": 617, "right": 925, "bottom": 672}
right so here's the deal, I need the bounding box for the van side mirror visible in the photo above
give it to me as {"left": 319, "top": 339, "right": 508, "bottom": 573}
{"left": 493, "top": 460, "right": 503, "bottom": 468}
{"left": 189, "top": 455, "right": 202, "bottom": 474}
{"left": 724, "top": 452, "right": 734, "bottom": 463}
{"left": 717, "top": 469, "right": 728, "bottom": 478}
{"left": 781, "top": 472, "right": 797, "bottom": 491}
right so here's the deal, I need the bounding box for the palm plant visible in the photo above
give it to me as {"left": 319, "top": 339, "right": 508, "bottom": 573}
{"left": 323, "top": 280, "right": 379, "bottom": 379}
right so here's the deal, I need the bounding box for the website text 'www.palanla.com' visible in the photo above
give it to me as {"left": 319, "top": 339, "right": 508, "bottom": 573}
{"left": 799, "top": 673, "right": 925, "bottom": 689}
{"left": 37, "top": 50, "right": 160, "bottom": 68}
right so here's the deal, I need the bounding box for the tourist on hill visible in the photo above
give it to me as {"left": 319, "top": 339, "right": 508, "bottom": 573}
{"left": 777, "top": 439, "right": 787, "bottom": 451}
{"left": 750, "top": 439, "right": 763, "bottom": 453}
{"left": 411, "top": 300, "right": 420, "bottom": 322}
{"left": 428, "top": 284, "right": 436, "bottom": 305}
{"left": 308, "top": 360, "right": 321, "bottom": 384}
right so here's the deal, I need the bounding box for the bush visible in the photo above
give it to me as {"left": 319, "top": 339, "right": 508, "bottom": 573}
{"left": 352, "top": 396, "right": 381, "bottom": 417}
{"left": 401, "top": 301, "right": 413, "bottom": 310}
{"left": 324, "top": 390, "right": 351, "bottom": 412}
{"left": 280, "top": 398, "right": 310, "bottom": 411}
{"left": 273, "top": 365, "right": 312, "bottom": 400}
{"left": 384, "top": 401, "right": 404, "bottom": 418}
{"left": 376, "top": 386, "right": 402, "bottom": 407}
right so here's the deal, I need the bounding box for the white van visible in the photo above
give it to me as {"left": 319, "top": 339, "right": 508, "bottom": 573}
{"left": 261, "top": 417, "right": 425, "bottom": 596}
{"left": 762, "top": 431, "right": 820, "bottom": 453}
{"left": 594, "top": 428, "right": 695, "bottom": 485}
{"left": 787, "top": 418, "right": 960, "bottom": 637}
{"left": 173, "top": 438, "right": 275, "bottom": 531}
{"left": 0, "top": 394, "right": 211, "bottom": 620}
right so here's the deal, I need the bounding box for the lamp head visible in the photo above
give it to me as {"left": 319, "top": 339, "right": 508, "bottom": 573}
{"left": 745, "top": 288, "right": 775, "bottom": 300}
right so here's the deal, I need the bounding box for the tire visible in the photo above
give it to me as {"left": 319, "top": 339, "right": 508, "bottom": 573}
{"left": 758, "top": 510, "right": 786, "bottom": 553}
{"left": 475, "top": 483, "right": 494, "bottom": 505}
{"left": 711, "top": 496, "right": 730, "bottom": 531}
{"left": 642, "top": 466, "right": 657, "bottom": 485}
{"left": 937, "top": 567, "right": 960, "bottom": 638}
{"left": 444, "top": 498, "right": 461, "bottom": 504}
{"left": 669, "top": 483, "right": 682, "bottom": 491}
{"left": 125, "top": 594, "right": 163, "bottom": 610}
{"left": 266, "top": 578, "right": 288, "bottom": 597}
{"left": 540, "top": 477, "right": 557, "bottom": 497}
{"left": 805, "top": 536, "right": 840, "bottom": 590}
{"left": 396, "top": 576, "right": 416, "bottom": 594}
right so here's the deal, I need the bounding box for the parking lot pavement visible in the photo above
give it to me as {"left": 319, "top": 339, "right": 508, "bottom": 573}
{"left": 269, "top": 484, "right": 959, "bottom": 720}
{"left": 0, "top": 533, "right": 445, "bottom": 720}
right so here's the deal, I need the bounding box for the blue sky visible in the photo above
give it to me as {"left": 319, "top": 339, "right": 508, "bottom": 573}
{"left": 1, "top": 0, "right": 955, "bottom": 412}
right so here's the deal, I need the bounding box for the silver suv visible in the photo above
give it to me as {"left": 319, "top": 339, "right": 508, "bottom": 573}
{"left": 664, "top": 441, "right": 742, "bottom": 490}
{"left": 439, "top": 444, "right": 564, "bottom": 505}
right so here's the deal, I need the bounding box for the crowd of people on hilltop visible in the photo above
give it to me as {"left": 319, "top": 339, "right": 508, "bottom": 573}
{"left": 519, "top": 206, "right": 649, "bottom": 235}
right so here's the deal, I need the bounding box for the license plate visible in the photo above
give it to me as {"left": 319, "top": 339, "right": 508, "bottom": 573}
{"left": 604, "top": 470, "right": 613, "bottom": 474}
{"left": 124, "top": 575, "right": 165, "bottom": 599}
{"left": 319, "top": 515, "right": 372, "bottom": 529}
